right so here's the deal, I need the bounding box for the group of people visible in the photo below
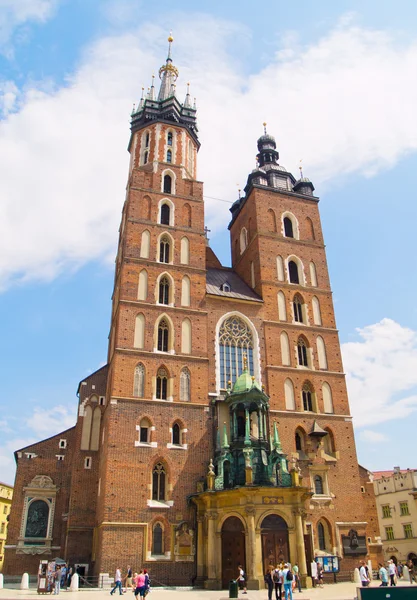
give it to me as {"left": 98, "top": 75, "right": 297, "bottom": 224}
{"left": 359, "top": 558, "right": 416, "bottom": 587}
{"left": 263, "top": 562, "right": 302, "bottom": 600}
{"left": 110, "top": 566, "right": 151, "bottom": 599}
{"left": 46, "top": 564, "right": 75, "bottom": 594}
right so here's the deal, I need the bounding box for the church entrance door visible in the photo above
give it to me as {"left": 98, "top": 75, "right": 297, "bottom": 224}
{"left": 221, "top": 516, "right": 246, "bottom": 589}
{"left": 261, "top": 514, "right": 289, "bottom": 573}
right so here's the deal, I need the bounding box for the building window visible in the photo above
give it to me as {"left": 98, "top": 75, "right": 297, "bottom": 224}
{"left": 302, "top": 383, "right": 313, "bottom": 411}
{"left": 295, "top": 432, "right": 303, "bottom": 451}
{"left": 157, "top": 319, "right": 169, "bottom": 353}
{"left": 284, "top": 216, "right": 294, "bottom": 238}
{"left": 145, "top": 132, "right": 150, "bottom": 147}
{"left": 163, "top": 174, "right": 172, "bottom": 194}
{"left": 180, "top": 367, "right": 191, "bottom": 401}
{"left": 404, "top": 524, "right": 413, "bottom": 539}
{"left": 172, "top": 423, "right": 181, "bottom": 445}
{"left": 159, "top": 236, "right": 170, "bottom": 263}
{"left": 166, "top": 149, "right": 172, "bottom": 163}
{"left": 160, "top": 203, "right": 170, "bottom": 225}
{"left": 400, "top": 502, "right": 410, "bottom": 516}
{"left": 297, "top": 338, "right": 309, "bottom": 367}
{"left": 167, "top": 131, "right": 173, "bottom": 146}
{"left": 25, "top": 499, "right": 49, "bottom": 538}
{"left": 156, "top": 368, "right": 168, "bottom": 400}
{"left": 56, "top": 455, "right": 64, "bottom": 461}
{"left": 152, "top": 463, "right": 166, "bottom": 501}
{"left": 288, "top": 260, "right": 299, "bottom": 284}
{"left": 139, "top": 418, "right": 150, "bottom": 443}
{"left": 385, "top": 526, "right": 394, "bottom": 541}
{"left": 159, "top": 276, "right": 170, "bottom": 305}
{"left": 0, "top": 523, "right": 5, "bottom": 534}
{"left": 318, "top": 522, "right": 326, "bottom": 551}
{"left": 293, "top": 294, "right": 304, "bottom": 323}
{"left": 382, "top": 505, "right": 391, "bottom": 519}
{"left": 144, "top": 150, "right": 148, "bottom": 164}
{"left": 84, "top": 457, "right": 92, "bottom": 469}
{"left": 219, "top": 316, "right": 254, "bottom": 389}
{"left": 239, "top": 227, "right": 248, "bottom": 253}
{"left": 314, "top": 475, "right": 324, "bottom": 495}
{"left": 153, "top": 523, "right": 163, "bottom": 554}
{"left": 59, "top": 439, "right": 67, "bottom": 449}
{"left": 133, "top": 363, "right": 145, "bottom": 398}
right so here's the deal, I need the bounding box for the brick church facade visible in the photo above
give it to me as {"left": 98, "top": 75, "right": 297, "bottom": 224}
{"left": 3, "top": 38, "right": 382, "bottom": 587}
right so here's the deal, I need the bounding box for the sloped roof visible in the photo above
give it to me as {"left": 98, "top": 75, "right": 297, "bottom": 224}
{"left": 373, "top": 469, "right": 415, "bottom": 480}
{"left": 206, "top": 268, "right": 262, "bottom": 302}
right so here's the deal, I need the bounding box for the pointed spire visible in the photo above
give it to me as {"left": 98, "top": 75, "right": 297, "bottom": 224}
{"left": 149, "top": 74, "right": 156, "bottom": 101}
{"left": 138, "top": 87, "right": 145, "bottom": 109}
{"left": 184, "top": 82, "right": 192, "bottom": 108}
{"left": 273, "top": 421, "right": 282, "bottom": 452}
{"left": 222, "top": 422, "right": 229, "bottom": 449}
{"left": 158, "top": 33, "right": 179, "bottom": 102}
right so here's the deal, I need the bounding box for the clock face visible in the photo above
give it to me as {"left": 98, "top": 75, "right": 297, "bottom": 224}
{"left": 261, "top": 449, "right": 268, "bottom": 466}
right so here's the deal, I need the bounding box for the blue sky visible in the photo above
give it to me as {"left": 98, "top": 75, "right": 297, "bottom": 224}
{"left": 1, "top": 0, "right": 417, "bottom": 485}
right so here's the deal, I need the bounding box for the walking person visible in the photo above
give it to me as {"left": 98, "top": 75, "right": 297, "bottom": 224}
{"left": 282, "top": 564, "right": 293, "bottom": 600}
{"left": 388, "top": 560, "right": 397, "bottom": 586}
{"left": 273, "top": 564, "right": 282, "bottom": 600}
{"left": 407, "top": 560, "right": 416, "bottom": 584}
{"left": 292, "top": 563, "right": 302, "bottom": 593}
{"left": 54, "top": 566, "right": 61, "bottom": 595}
{"left": 133, "top": 570, "right": 146, "bottom": 600}
{"left": 143, "top": 569, "right": 150, "bottom": 596}
{"left": 378, "top": 563, "right": 388, "bottom": 587}
{"left": 360, "top": 561, "right": 370, "bottom": 587}
{"left": 124, "top": 566, "right": 132, "bottom": 593}
{"left": 264, "top": 568, "right": 274, "bottom": 600}
{"left": 237, "top": 565, "right": 247, "bottom": 594}
{"left": 60, "top": 565, "right": 67, "bottom": 589}
{"left": 110, "top": 567, "right": 123, "bottom": 595}
{"left": 317, "top": 562, "right": 324, "bottom": 588}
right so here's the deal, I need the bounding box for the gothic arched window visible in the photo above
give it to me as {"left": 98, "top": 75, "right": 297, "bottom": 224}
{"left": 156, "top": 367, "right": 168, "bottom": 400}
{"left": 159, "top": 276, "right": 170, "bottom": 305}
{"left": 152, "top": 463, "right": 166, "bottom": 501}
{"left": 167, "top": 131, "right": 173, "bottom": 146}
{"left": 172, "top": 423, "right": 180, "bottom": 445}
{"left": 284, "top": 216, "right": 294, "bottom": 238}
{"left": 293, "top": 294, "right": 304, "bottom": 323}
{"left": 289, "top": 260, "right": 299, "bottom": 284}
{"left": 144, "top": 151, "right": 148, "bottom": 164}
{"left": 180, "top": 367, "right": 191, "bottom": 401}
{"left": 160, "top": 203, "right": 170, "bottom": 225}
{"left": 295, "top": 432, "right": 302, "bottom": 451}
{"left": 157, "top": 320, "right": 169, "bottom": 353}
{"left": 219, "top": 316, "right": 254, "bottom": 389}
{"left": 145, "top": 132, "right": 150, "bottom": 147}
{"left": 25, "top": 500, "right": 49, "bottom": 538}
{"left": 302, "top": 382, "right": 313, "bottom": 411}
{"left": 163, "top": 174, "right": 172, "bottom": 194}
{"left": 133, "top": 363, "right": 145, "bottom": 398}
{"left": 159, "top": 236, "right": 170, "bottom": 263}
{"left": 297, "top": 337, "right": 309, "bottom": 367}
{"left": 314, "top": 475, "right": 324, "bottom": 495}
{"left": 318, "top": 522, "right": 326, "bottom": 550}
{"left": 153, "top": 523, "right": 163, "bottom": 554}
{"left": 166, "top": 149, "right": 172, "bottom": 163}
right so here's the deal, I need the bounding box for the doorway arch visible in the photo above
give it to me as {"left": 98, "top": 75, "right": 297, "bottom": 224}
{"left": 221, "top": 516, "right": 246, "bottom": 588}
{"left": 261, "top": 514, "right": 289, "bottom": 574}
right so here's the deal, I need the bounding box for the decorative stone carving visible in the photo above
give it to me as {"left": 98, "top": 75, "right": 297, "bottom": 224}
{"left": 174, "top": 522, "right": 195, "bottom": 562}
{"left": 26, "top": 475, "right": 55, "bottom": 490}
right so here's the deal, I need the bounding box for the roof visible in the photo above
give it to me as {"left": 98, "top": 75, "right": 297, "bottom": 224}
{"left": 206, "top": 268, "right": 262, "bottom": 303}
{"left": 373, "top": 469, "right": 415, "bottom": 480}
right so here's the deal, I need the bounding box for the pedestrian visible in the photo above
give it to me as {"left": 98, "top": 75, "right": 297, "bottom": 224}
{"left": 60, "top": 565, "right": 67, "bottom": 589}
{"left": 133, "top": 570, "right": 146, "bottom": 600}
{"left": 397, "top": 562, "right": 403, "bottom": 578}
{"left": 110, "top": 567, "right": 123, "bottom": 595}
{"left": 67, "top": 566, "right": 73, "bottom": 588}
{"left": 264, "top": 567, "right": 273, "bottom": 600}
{"left": 237, "top": 565, "right": 247, "bottom": 594}
{"left": 316, "top": 562, "right": 324, "bottom": 588}
{"left": 388, "top": 560, "right": 397, "bottom": 586}
{"left": 53, "top": 566, "right": 61, "bottom": 595}
{"left": 360, "top": 561, "right": 370, "bottom": 587}
{"left": 282, "top": 564, "right": 293, "bottom": 600}
{"left": 292, "top": 563, "right": 301, "bottom": 593}
{"left": 407, "top": 560, "right": 416, "bottom": 584}
{"left": 273, "top": 564, "right": 282, "bottom": 600}
{"left": 378, "top": 563, "right": 388, "bottom": 587}
{"left": 143, "top": 569, "right": 150, "bottom": 596}
{"left": 124, "top": 566, "right": 132, "bottom": 593}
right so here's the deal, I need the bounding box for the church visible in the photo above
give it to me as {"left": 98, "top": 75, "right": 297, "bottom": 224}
{"left": 3, "top": 37, "right": 382, "bottom": 588}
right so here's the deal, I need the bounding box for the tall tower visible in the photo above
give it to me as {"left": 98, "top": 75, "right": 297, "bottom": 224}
{"left": 96, "top": 37, "right": 211, "bottom": 581}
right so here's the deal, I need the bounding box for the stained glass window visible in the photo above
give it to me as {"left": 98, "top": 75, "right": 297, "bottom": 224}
{"left": 219, "top": 316, "right": 254, "bottom": 389}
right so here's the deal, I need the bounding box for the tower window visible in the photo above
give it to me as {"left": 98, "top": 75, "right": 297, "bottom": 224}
{"left": 167, "top": 132, "right": 173, "bottom": 146}
{"left": 156, "top": 368, "right": 168, "bottom": 399}
{"left": 163, "top": 174, "right": 172, "bottom": 194}
{"left": 293, "top": 294, "right": 304, "bottom": 323}
{"left": 297, "top": 338, "right": 308, "bottom": 367}
{"left": 289, "top": 260, "right": 299, "bottom": 284}
{"left": 160, "top": 203, "right": 170, "bottom": 225}
{"left": 180, "top": 367, "right": 191, "bottom": 401}
{"left": 172, "top": 423, "right": 180, "bottom": 445}
{"left": 144, "top": 151, "right": 148, "bottom": 164}
{"left": 219, "top": 316, "right": 254, "bottom": 389}
{"left": 139, "top": 418, "right": 150, "bottom": 443}
{"left": 159, "top": 276, "right": 170, "bottom": 305}
{"left": 152, "top": 463, "right": 166, "bottom": 501}
{"left": 159, "top": 236, "right": 170, "bottom": 263}
{"left": 295, "top": 432, "right": 302, "bottom": 451}
{"left": 314, "top": 475, "right": 324, "bottom": 495}
{"left": 145, "top": 133, "right": 150, "bottom": 147}
{"left": 133, "top": 363, "right": 145, "bottom": 398}
{"left": 318, "top": 522, "right": 326, "bottom": 550}
{"left": 152, "top": 523, "right": 163, "bottom": 554}
{"left": 302, "top": 383, "right": 313, "bottom": 411}
{"left": 284, "top": 217, "right": 294, "bottom": 238}
{"left": 166, "top": 149, "right": 172, "bottom": 163}
{"left": 157, "top": 320, "right": 169, "bottom": 353}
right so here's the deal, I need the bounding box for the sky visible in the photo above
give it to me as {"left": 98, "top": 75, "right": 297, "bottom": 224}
{"left": 1, "top": 0, "right": 417, "bottom": 486}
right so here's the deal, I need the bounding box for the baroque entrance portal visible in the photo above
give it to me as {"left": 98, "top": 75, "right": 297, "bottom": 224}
{"left": 261, "top": 514, "right": 289, "bottom": 573}
{"left": 221, "top": 516, "right": 246, "bottom": 588}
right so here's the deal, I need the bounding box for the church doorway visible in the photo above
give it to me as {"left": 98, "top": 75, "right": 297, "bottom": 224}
{"left": 261, "top": 514, "right": 289, "bottom": 573}
{"left": 221, "top": 516, "right": 246, "bottom": 589}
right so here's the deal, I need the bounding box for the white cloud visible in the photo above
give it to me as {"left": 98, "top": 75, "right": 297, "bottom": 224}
{"left": 359, "top": 430, "right": 389, "bottom": 443}
{"left": 2, "top": 16, "right": 417, "bottom": 287}
{"left": 0, "top": 0, "right": 59, "bottom": 48}
{"left": 28, "top": 405, "right": 75, "bottom": 437}
{"left": 342, "top": 318, "right": 417, "bottom": 427}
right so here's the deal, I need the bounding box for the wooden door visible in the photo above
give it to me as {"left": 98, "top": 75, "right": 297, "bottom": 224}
{"left": 221, "top": 517, "right": 246, "bottom": 589}
{"left": 261, "top": 514, "right": 289, "bottom": 574}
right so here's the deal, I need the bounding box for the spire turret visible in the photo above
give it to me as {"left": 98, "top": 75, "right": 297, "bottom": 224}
{"left": 158, "top": 34, "right": 179, "bottom": 102}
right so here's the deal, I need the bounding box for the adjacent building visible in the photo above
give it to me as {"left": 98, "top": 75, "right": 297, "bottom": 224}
{"left": 3, "top": 38, "right": 379, "bottom": 587}
{"left": 0, "top": 482, "right": 13, "bottom": 572}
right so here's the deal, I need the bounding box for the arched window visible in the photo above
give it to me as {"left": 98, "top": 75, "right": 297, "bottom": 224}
{"left": 25, "top": 499, "right": 49, "bottom": 538}
{"left": 81, "top": 405, "right": 92, "bottom": 450}
{"left": 306, "top": 217, "right": 315, "bottom": 240}
{"left": 152, "top": 523, "right": 163, "bottom": 554}
{"left": 144, "top": 151, "right": 148, "bottom": 164}
{"left": 219, "top": 316, "right": 254, "bottom": 389}
{"left": 166, "top": 149, "right": 172, "bottom": 163}
{"left": 145, "top": 132, "right": 150, "bottom": 148}
{"left": 184, "top": 203, "right": 192, "bottom": 228}
{"left": 284, "top": 378, "right": 295, "bottom": 410}
{"left": 322, "top": 382, "right": 334, "bottom": 414}
{"left": 90, "top": 406, "right": 101, "bottom": 451}
{"left": 172, "top": 423, "right": 180, "bottom": 445}
{"left": 134, "top": 313, "right": 145, "bottom": 349}
{"left": 167, "top": 131, "right": 173, "bottom": 146}
{"left": 133, "top": 363, "right": 145, "bottom": 398}
{"left": 156, "top": 368, "right": 168, "bottom": 400}
{"left": 181, "top": 276, "right": 191, "bottom": 307}
{"left": 140, "top": 230, "right": 150, "bottom": 259}
{"left": 159, "top": 276, "right": 170, "bottom": 305}
{"left": 138, "top": 269, "right": 148, "bottom": 301}
{"left": 323, "top": 428, "right": 336, "bottom": 456}
{"left": 293, "top": 294, "right": 304, "bottom": 323}
{"left": 163, "top": 174, "right": 172, "bottom": 194}
{"left": 152, "top": 463, "right": 166, "bottom": 500}
{"left": 276, "top": 256, "right": 284, "bottom": 281}
{"left": 284, "top": 216, "right": 294, "bottom": 238}
{"left": 240, "top": 228, "right": 248, "bottom": 254}
{"left": 318, "top": 522, "right": 326, "bottom": 550}
{"left": 181, "top": 318, "right": 191, "bottom": 354}
{"left": 314, "top": 475, "right": 324, "bottom": 495}
{"left": 289, "top": 260, "right": 300, "bottom": 284}
{"left": 302, "top": 382, "right": 313, "bottom": 411}
{"left": 159, "top": 235, "right": 170, "bottom": 263}
{"left": 278, "top": 291, "right": 287, "bottom": 321}
{"left": 312, "top": 296, "right": 322, "bottom": 325}
{"left": 317, "top": 336, "right": 328, "bottom": 369}
{"left": 139, "top": 417, "right": 150, "bottom": 443}
{"left": 157, "top": 319, "right": 169, "bottom": 352}
{"left": 310, "top": 261, "right": 318, "bottom": 287}
{"left": 268, "top": 209, "right": 277, "bottom": 232}
{"left": 280, "top": 332, "right": 290, "bottom": 366}
{"left": 180, "top": 237, "right": 190, "bottom": 264}
{"left": 295, "top": 432, "right": 302, "bottom": 452}
{"left": 180, "top": 367, "right": 191, "bottom": 401}
{"left": 297, "top": 337, "right": 308, "bottom": 367}
{"left": 160, "top": 203, "right": 170, "bottom": 225}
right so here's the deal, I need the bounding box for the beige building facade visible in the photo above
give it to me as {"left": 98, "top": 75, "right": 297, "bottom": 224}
{"left": 0, "top": 482, "right": 13, "bottom": 571}
{"left": 373, "top": 468, "right": 417, "bottom": 566}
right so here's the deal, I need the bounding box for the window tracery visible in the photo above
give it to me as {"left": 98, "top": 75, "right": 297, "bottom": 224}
{"left": 219, "top": 316, "right": 254, "bottom": 389}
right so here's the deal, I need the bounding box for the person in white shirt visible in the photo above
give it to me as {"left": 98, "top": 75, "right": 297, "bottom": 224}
{"left": 359, "top": 561, "right": 370, "bottom": 587}
{"left": 388, "top": 560, "right": 397, "bottom": 587}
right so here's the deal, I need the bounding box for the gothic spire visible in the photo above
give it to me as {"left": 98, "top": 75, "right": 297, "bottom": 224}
{"left": 158, "top": 34, "right": 179, "bottom": 102}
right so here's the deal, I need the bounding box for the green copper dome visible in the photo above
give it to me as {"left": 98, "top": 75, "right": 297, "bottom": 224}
{"left": 232, "top": 369, "right": 262, "bottom": 394}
